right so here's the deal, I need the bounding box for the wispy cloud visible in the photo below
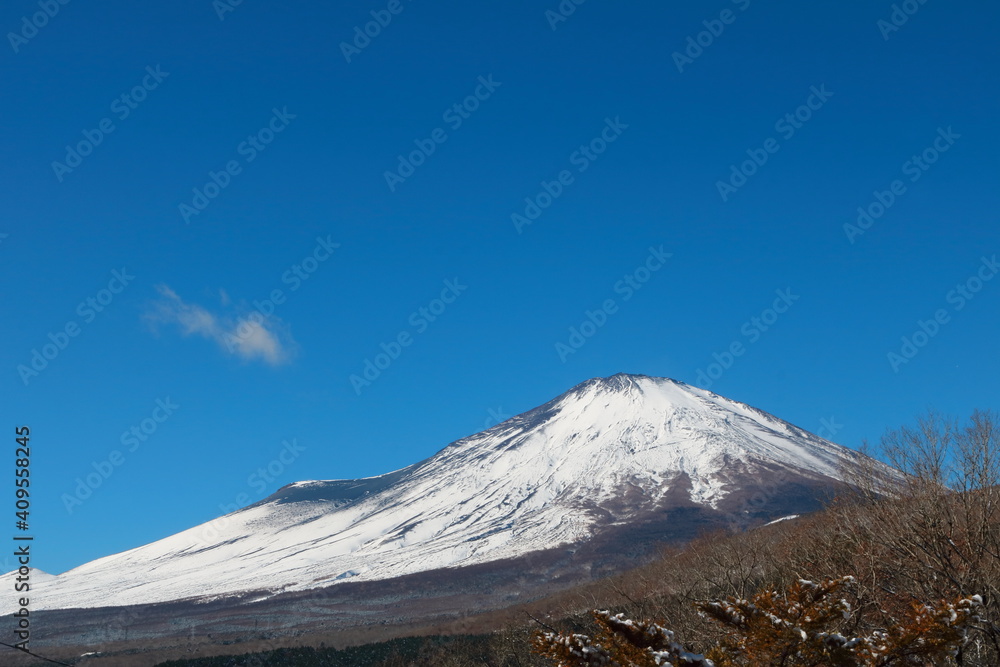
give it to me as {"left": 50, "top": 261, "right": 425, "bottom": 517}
{"left": 146, "top": 285, "right": 296, "bottom": 366}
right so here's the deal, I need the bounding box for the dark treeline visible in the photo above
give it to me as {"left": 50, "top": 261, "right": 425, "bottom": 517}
{"left": 153, "top": 634, "right": 532, "bottom": 667}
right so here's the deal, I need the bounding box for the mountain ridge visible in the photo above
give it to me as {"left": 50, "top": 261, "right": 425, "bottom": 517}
{"left": 8, "top": 374, "right": 881, "bottom": 613}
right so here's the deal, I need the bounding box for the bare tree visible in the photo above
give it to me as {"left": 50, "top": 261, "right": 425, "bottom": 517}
{"left": 834, "top": 410, "right": 1000, "bottom": 664}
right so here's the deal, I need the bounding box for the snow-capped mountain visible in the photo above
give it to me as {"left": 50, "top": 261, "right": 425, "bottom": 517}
{"left": 15, "top": 374, "right": 877, "bottom": 612}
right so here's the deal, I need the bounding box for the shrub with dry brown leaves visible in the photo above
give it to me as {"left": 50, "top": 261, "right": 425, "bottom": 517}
{"left": 533, "top": 576, "right": 982, "bottom": 667}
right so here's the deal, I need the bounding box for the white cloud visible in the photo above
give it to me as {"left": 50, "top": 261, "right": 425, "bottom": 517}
{"left": 146, "top": 285, "right": 295, "bottom": 366}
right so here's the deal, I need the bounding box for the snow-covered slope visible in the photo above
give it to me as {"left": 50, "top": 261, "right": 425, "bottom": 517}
{"left": 12, "top": 374, "right": 874, "bottom": 611}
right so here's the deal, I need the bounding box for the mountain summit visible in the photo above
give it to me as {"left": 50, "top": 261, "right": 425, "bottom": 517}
{"left": 21, "top": 374, "right": 875, "bottom": 612}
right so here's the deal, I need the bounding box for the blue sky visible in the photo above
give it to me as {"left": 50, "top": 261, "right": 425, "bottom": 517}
{"left": 3, "top": 0, "right": 999, "bottom": 575}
